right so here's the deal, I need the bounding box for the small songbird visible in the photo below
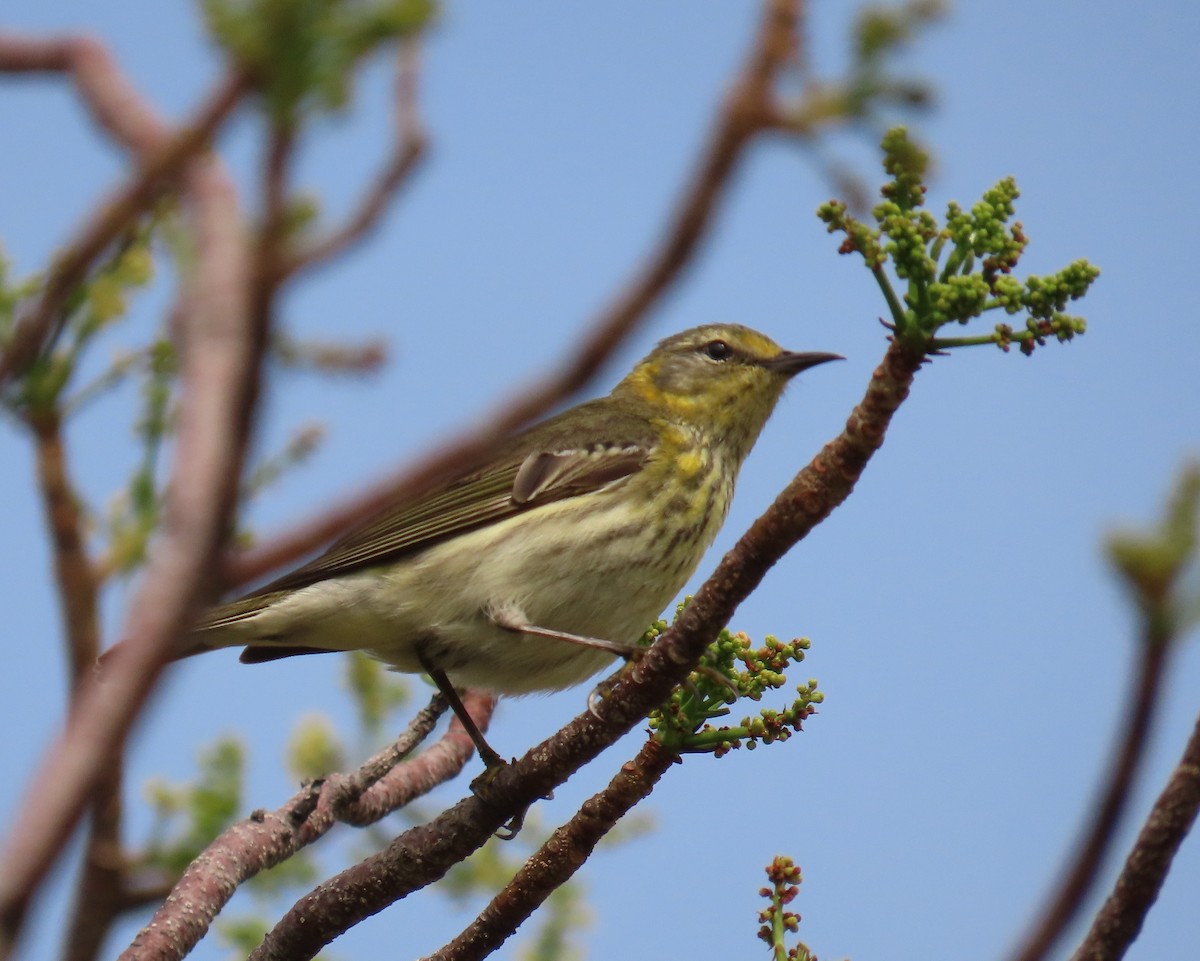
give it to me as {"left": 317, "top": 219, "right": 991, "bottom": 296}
{"left": 179, "top": 324, "right": 840, "bottom": 764}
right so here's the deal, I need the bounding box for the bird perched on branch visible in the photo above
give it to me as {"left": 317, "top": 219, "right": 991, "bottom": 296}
{"left": 176, "top": 324, "right": 841, "bottom": 765}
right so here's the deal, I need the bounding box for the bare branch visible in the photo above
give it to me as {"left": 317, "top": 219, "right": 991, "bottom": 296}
{"left": 1069, "top": 712, "right": 1200, "bottom": 961}
{"left": 222, "top": 0, "right": 802, "bottom": 590}
{"left": 60, "top": 761, "right": 125, "bottom": 961}
{"left": 0, "top": 32, "right": 250, "bottom": 386}
{"left": 1006, "top": 637, "right": 1172, "bottom": 961}
{"left": 279, "top": 40, "right": 428, "bottom": 279}
{"left": 246, "top": 335, "right": 926, "bottom": 961}
{"left": 424, "top": 738, "right": 676, "bottom": 961}
{"left": 0, "top": 37, "right": 253, "bottom": 960}
{"left": 28, "top": 412, "right": 101, "bottom": 686}
{"left": 25, "top": 412, "right": 127, "bottom": 961}
{"left": 0, "top": 35, "right": 163, "bottom": 150}
{"left": 117, "top": 691, "right": 493, "bottom": 961}
{"left": 0, "top": 145, "right": 257, "bottom": 950}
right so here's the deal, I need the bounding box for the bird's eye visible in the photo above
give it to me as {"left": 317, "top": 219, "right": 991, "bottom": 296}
{"left": 702, "top": 339, "right": 733, "bottom": 362}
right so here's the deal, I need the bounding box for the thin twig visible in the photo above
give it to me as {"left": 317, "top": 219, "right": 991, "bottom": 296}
{"left": 26, "top": 413, "right": 124, "bottom": 961}
{"left": 60, "top": 760, "right": 125, "bottom": 961}
{"left": 1006, "top": 637, "right": 1171, "bottom": 961}
{"left": 117, "top": 691, "right": 493, "bottom": 961}
{"left": 423, "top": 738, "right": 676, "bottom": 961}
{"left": 0, "top": 55, "right": 250, "bottom": 386}
{"left": 28, "top": 411, "right": 101, "bottom": 687}
{"left": 0, "top": 35, "right": 163, "bottom": 150}
{"left": 251, "top": 117, "right": 296, "bottom": 343}
{"left": 221, "top": 0, "right": 801, "bottom": 590}
{"left": 279, "top": 40, "right": 427, "bottom": 279}
{"left": 245, "top": 335, "right": 926, "bottom": 961}
{"left": 1069, "top": 712, "right": 1200, "bottom": 961}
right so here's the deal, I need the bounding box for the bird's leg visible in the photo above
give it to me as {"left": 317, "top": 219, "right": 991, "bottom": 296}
{"left": 488, "top": 606, "right": 643, "bottom": 659}
{"left": 490, "top": 606, "right": 737, "bottom": 718}
{"left": 417, "top": 654, "right": 506, "bottom": 770}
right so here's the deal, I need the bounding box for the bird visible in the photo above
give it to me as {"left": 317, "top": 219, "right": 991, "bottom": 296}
{"left": 177, "top": 324, "right": 840, "bottom": 765}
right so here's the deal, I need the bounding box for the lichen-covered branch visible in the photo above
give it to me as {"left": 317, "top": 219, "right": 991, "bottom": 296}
{"left": 118, "top": 691, "right": 493, "bottom": 961}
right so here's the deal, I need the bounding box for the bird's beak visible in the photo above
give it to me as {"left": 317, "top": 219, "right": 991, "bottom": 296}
{"left": 761, "top": 351, "right": 845, "bottom": 376}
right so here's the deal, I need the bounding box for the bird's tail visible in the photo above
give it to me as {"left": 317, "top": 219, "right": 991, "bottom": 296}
{"left": 95, "top": 615, "right": 248, "bottom": 677}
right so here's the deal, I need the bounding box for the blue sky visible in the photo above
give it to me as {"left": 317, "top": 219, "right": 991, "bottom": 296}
{"left": 2, "top": 2, "right": 1199, "bottom": 960}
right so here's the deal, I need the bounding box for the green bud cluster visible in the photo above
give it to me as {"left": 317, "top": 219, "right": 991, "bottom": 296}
{"left": 1107, "top": 464, "right": 1200, "bottom": 643}
{"left": 647, "top": 603, "right": 823, "bottom": 756}
{"left": 142, "top": 737, "right": 246, "bottom": 875}
{"left": 818, "top": 126, "right": 1099, "bottom": 355}
{"left": 203, "top": 0, "right": 436, "bottom": 123}
{"left": 756, "top": 855, "right": 814, "bottom": 960}
{"left": 2, "top": 224, "right": 157, "bottom": 416}
{"left": 0, "top": 246, "right": 41, "bottom": 358}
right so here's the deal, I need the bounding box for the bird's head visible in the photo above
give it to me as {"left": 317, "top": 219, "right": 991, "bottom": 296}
{"left": 612, "top": 324, "right": 842, "bottom": 460}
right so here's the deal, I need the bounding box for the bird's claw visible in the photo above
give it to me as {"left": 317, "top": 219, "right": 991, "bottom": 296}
{"left": 469, "top": 755, "right": 512, "bottom": 793}
{"left": 587, "top": 678, "right": 616, "bottom": 719}
{"left": 495, "top": 803, "right": 530, "bottom": 840}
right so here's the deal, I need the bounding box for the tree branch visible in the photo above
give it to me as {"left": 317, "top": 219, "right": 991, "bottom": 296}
{"left": 1069, "top": 711, "right": 1200, "bottom": 961}
{"left": 1006, "top": 634, "right": 1172, "bottom": 961}
{"left": 0, "top": 147, "right": 257, "bottom": 955}
{"left": 424, "top": 737, "right": 676, "bottom": 961}
{"left": 0, "top": 36, "right": 251, "bottom": 386}
{"left": 279, "top": 40, "right": 427, "bottom": 279}
{"left": 0, "top": 34, "right": 167, "bottom": 150}
{"left": 26, "top": 414, "right": 127, "bottom": 961}
{"left": 117, "top": 691, "right": 493, "bottom": 961}
{"left": 27, "top": 411, "right": 101, "bottom": 687}
{"left": 0, "top": 36, "right": 257, "bottom": 960}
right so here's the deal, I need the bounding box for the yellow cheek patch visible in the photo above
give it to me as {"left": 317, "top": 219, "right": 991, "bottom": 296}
{"left": 631, "top": 372, "right": 700, "bottom": 416}
{"left": 676, "top": 450, "right": 704, "bottom": 478}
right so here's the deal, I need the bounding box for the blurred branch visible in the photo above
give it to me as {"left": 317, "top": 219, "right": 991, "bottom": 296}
{"left": 423, "top": 738, "right": 676, "bottom": 961}
{"left": 26, "top": 413, "right": 124, "bottom": 961}
{"left": 27, "top": 411, "right": 101, "bottom": 686}
{"left": 1069, "top": 713, "right": 1200, "bottom": 961}
{"left": 270, "top": 332, "right": 388, "bottom": 374}
{"left": 0, "top": 33, "right": 250, "bottom": 385}
{"left": 60, "top": 761, "right": 125, "bottom": 961}
{"left": 1062, "top": 464, "right": 1200, "bottom": 961}
{"left": 1012, "top": 463, "right": 1199, "bottom": 961}
{"left": 0, "top": 148, "right": 257, "bottom": 956}
{"left": 0, "top": 34, "right": 253, "bottom": 958}
{"left": 279, "top": 40, "right": 427, "bottom": 279}
{"left": 118, "top": 691, "right": 493, "bottom": 961}
{"left": 1005, "top": 634, "right": 1171, "bottom": 961}
{"left": 221, "top": 0, "right": 804, "bottom": 590}
{"left": 1, "top": 34, "right": 184, "bottom": 150}
{"left": 245, "top": 333, "right": 925, "bottom": 961}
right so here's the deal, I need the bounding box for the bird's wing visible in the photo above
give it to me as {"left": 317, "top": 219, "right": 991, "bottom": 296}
{"left": 195, "top": 406, "right": 656, "bottom": 628}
